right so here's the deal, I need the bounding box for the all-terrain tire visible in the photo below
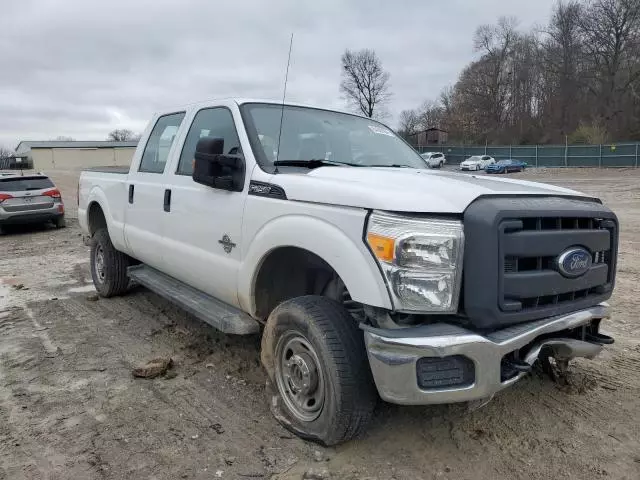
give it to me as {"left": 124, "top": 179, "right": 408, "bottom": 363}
{"left": 261, "top": 295, "right": 377, "bottom": 446}
{"left": 90, "top": 228, "right": 130, "bottom": 297}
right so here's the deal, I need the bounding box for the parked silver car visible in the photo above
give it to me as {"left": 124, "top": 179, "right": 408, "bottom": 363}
{"left": 0, "top": 173, "right": 66, "bottom": 232}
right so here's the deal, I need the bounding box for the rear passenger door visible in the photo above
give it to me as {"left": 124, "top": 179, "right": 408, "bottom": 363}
{"left": 124, "top": 112, "right": 185, "bottom": 268}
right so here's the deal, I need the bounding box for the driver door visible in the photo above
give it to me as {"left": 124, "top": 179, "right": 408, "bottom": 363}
{"left": 160, "top": 106, "right": 247, "bottom": 308}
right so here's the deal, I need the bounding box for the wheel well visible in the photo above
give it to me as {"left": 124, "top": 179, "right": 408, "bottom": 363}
{"left": 254, "top": 247, "right": 347, "bottom": 320}
{"left": 87, "top": 202, "right": 107, "bottom": 236}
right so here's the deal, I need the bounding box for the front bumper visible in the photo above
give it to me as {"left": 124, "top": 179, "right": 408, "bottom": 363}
{"left": 363, "top": 304, "right": 610, "bottom": 405}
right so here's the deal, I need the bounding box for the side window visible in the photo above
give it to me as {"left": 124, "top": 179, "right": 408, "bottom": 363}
{"left": 177, "top": 108, "right": 241, "bottom": 176}
{"left": 139, "top": 112, "right": 185, "bottom": 173}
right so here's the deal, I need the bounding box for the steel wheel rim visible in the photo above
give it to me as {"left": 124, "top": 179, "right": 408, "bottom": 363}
{"left": 94, "top": 245, "right": 106, "bottom": 283}
{"left": 274, "top": 332, "right": 325, "bottom": 422}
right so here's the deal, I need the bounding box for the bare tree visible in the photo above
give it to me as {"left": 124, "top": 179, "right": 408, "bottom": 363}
{"left": 340, "top": 49, "right": 391, "bottom": 118}
{"left": 107, "top": 129, "right": 138, "bottom": 141}
{"left": 403, "top": 2, "right": 640, "bottom": 144}
{"left": 0, "top": 145, "right": 14, "bottom": 159}
{"left": 417, "top": 100, "right": 445, "bottom": 130}
{"left": 472, "top": 17, "right": 519, "bottom": 135}
{"left": 578, "top": 0, "right": 640, "bottom": 130}
{"left": 397, "top": 109, "right": 420, "bottom": 138}
{"left": 540, "top": 1, "right": 585, "bottom": 137}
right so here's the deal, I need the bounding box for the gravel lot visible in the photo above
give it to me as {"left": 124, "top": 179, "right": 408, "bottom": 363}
{"left": 1, "top": 167, "right": 639, "bottom": 480}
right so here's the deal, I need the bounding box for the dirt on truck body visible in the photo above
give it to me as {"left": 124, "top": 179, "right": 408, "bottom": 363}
{"left": 0, "top": 167, "right": 639, "bottom": 480}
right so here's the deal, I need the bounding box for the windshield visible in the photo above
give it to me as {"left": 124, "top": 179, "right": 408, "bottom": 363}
{"left": 497, "top": 160, "right": 512, "bottom": 165}
{"left": 241, "top": 103, "right": 426, "bottom": 169}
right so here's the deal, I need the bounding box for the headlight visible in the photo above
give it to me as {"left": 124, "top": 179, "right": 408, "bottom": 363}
{"left": 366, "top": 211, "right": 464, "bottom": 313}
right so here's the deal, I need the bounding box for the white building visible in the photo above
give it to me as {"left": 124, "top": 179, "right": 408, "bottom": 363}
{"left": 14, "top": 141, "right": 138, "bottom": 170}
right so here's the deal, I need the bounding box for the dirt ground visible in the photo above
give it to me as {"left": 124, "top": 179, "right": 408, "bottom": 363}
{"left": 1, "top": 168, "right": 639, "bottom": 480}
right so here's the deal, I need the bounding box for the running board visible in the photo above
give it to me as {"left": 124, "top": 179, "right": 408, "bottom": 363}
{"left": 127, "top": 265, "right": 260, "bottom": 335}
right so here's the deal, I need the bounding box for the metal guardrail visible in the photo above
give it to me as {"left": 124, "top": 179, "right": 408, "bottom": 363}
{"left": 416, "top": 143, "right": 640, "bottom": 167}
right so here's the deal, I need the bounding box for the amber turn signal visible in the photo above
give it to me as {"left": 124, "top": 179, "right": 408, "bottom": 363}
{"left": 367, "top": 233, "right": 395, "bottom": 262}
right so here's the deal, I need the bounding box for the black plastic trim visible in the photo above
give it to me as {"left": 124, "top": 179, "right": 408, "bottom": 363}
{"left": 463, "top": 195, "right": 618, "bottom": 329}
{"left": 416, "top": 355, "right": 475, "bottom": 390}
{"left": 163, "top": 189, "right": 171, "bottom": 212}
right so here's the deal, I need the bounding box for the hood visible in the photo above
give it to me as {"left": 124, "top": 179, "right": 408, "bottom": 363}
{"left": 269, "top": 167, "right": 593, "bottom": 213}
{"left": 461, "top": 159, "right": 481, "bottom": 164}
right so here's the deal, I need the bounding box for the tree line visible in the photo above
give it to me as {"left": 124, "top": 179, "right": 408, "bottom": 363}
{"left": 399, "top": 0, "right": 640, "bottom": 144}
{"left": 340, "top": 0, "right": 640, "bottom": 145}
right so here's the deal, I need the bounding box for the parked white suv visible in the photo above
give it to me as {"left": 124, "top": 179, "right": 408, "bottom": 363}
{"left": 420, "top": 151, "right": 446, "bottom": 168}
{"left": 460, "top": 155, "right": 495, "bottom": 171}
{"left": 78, "top": 99, "right": 618, "bottom": 445}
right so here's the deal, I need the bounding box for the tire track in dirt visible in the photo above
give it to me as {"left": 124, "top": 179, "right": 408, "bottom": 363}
{"left": 41, "top": 295, "right": 305, "bottom": 477}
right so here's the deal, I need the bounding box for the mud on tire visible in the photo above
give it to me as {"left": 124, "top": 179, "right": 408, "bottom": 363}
{"left": 261, "top": 295, "right": 377, "bottom": 445}
{"left": 90, "top": 228, "right": 130, "bottom": 297}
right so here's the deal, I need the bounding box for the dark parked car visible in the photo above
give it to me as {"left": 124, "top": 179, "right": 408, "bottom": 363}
{"left": 0, "top": 173, "right": 66, "bottom": 233}
{"left": 486, "top": 159, "right": 527, "bottom": 174}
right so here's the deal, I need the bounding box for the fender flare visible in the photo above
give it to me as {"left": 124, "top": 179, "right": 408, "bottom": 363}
{"left": 238, "top": 215, "right": 392, "bottom": 316}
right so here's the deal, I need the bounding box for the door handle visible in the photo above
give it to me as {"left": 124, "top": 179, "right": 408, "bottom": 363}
{"left": 128, "top": 184, "right": 134, "bottom": 204}
{"left": 163, "top": 189, "right": 171, "bottom": 212}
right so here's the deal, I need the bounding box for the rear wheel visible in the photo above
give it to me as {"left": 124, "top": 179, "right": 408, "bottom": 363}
{"left": 90, "top": 228, "right": 130, "bottom": 297}
{"left": 261, "top": 296, "right": 377, "bottom": 445}
{"left": 54, "top": 216, "right": 66, "bottom": 228}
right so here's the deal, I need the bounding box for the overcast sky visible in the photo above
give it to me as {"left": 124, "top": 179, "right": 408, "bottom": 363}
{"left": 0, "top": 0, "right": 558, "bottom": 149}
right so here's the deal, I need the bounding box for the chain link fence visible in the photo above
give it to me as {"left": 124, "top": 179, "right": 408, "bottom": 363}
{"left": 416, "top": 143, "right": 640, "bottom": 167}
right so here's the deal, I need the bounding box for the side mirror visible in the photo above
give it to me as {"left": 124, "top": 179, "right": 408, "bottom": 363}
{"left": 192, "top": 137, "right": 245, "bottom": 192}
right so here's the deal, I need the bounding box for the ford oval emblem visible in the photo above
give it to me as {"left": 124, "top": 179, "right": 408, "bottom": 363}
{"left": 557, "top": 247, "right": 592, "bottom": 278}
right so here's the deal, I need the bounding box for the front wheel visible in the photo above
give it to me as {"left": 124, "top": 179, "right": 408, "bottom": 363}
{"left": 261, "top": 296, "right": 377, "bottom": 445}
{"left": 90, "top": 228, "right": 130, "bottom": 297}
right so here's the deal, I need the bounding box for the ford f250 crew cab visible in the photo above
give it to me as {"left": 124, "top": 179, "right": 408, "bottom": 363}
{"left": 78, "top": 99, "right": 618, "bottom": 445}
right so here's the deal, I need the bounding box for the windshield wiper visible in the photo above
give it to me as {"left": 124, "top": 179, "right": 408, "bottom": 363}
{"left": 368, "top": 164, "right": 413, "bottom": 169}
{"left": 273, "top": 159, "right": 362, "bottom": 169}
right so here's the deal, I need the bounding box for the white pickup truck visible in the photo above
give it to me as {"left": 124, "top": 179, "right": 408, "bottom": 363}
{"left": 79, "top": 99, "right": 618, "bottom": 445}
